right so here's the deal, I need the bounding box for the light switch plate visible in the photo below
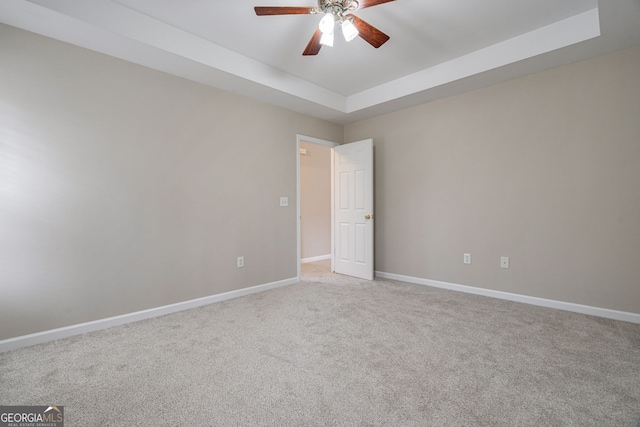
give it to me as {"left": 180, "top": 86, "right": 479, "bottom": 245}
{"left": 280, "top": 197, "right": 288, "bottom": 207}
{"left": 501, "top": 256, "right": 510, "bottom": 269}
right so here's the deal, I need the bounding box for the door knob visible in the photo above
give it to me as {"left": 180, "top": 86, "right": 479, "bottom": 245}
{"left": 365, "top": 214, "right": 373, "bottom": 220}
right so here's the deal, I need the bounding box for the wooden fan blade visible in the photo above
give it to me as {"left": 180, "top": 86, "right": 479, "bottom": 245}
{"left": 349, "top": 15, "right": 390, "bottom": 48}
{"left": 303, "top": 28, "right": 323, "bottom": 56}
{"left": 357, "top": 0, "right": 396, "bottom": 9}
{"left": 254, "top": 6, "right": 317, "bottom": 16}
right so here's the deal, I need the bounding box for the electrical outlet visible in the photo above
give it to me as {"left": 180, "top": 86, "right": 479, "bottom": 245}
{"left": 280, "top": 197, "right": 288, "bottom": 207}
{"left": 237, "top": 256, "right": 244, "bottom": 268}
{"left": 464, "top": 253, "right": 471, "bottom": 264}
{"left": 500, "top": 256, "right": 509, "bottom": 269}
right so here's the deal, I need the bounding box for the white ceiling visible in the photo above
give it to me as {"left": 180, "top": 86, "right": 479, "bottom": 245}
{"left": 2, "top": 0, "right": 640, "bottom": 124}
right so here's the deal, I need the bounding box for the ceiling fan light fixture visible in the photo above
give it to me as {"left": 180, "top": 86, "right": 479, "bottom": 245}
{"left": 341, "top": 18, "right": 358, "bottom": 42}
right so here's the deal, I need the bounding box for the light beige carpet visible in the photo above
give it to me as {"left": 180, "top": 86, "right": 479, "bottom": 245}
{"left": 1, "top": 260, "right": 639, "bottom": 426}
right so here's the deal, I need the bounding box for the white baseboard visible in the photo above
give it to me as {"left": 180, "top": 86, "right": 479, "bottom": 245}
{"left": 375, "top": 271, "right": 640, "bottom": 324}
{"left": 301, "top": 254, "right": 332, "bottom": 263}
{"left": 0, "top": 277, "right": 299, "bottom": 353}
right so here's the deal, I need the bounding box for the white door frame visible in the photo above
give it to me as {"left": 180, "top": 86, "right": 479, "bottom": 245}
{"left": 296, "top": 134, "right": 339, "bottom": 280}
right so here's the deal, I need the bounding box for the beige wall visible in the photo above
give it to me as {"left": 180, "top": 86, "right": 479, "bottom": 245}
{"left": 345, "top": 45, "right": 640, "bottom": 314}
{"left": 0, "top": 25, "right": 342, "bottom": 340}
{"left": 300, "top": 141, "right": 332, "bottom": 260}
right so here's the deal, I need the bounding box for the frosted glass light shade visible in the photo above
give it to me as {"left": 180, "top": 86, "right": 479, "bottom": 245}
{"left": 342, "top": 19, "right": 359, "bottom": 42}
{"left": 320, "top": 30, "right": 334, "bottom": 47}
{"left": 319, "top": 13, "right": 334, "bottom": 34}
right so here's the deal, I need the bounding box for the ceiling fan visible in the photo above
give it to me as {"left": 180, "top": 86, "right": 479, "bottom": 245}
{"left": 255, "top": 0, "right": 395, "bottom": 56}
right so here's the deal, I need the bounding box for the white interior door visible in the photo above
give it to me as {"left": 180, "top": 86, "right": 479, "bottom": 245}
{"left": 333, "top": 139, "right": 374, "bottom": 280}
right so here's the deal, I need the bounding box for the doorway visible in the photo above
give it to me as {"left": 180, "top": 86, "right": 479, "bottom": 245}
{"left": 296, "top": 135, "right": 338, "bottom": 279}
{"left": 296, "top": 135, "right": 374, "bottom": 281}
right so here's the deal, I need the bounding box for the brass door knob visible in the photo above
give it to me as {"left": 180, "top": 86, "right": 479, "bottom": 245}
{"left": 365, "top": 214, "right": 373, "bottom": 220}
